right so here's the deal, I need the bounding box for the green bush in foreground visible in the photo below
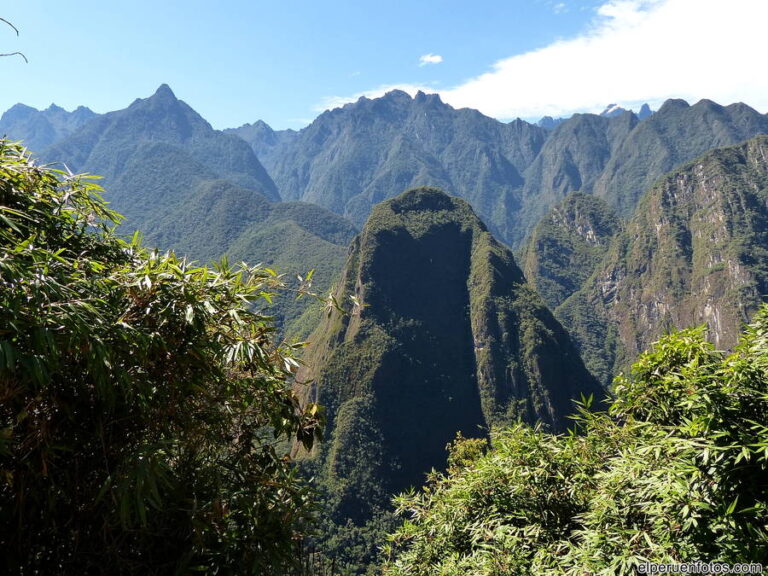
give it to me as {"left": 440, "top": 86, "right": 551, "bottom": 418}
{"left": 0, "top": 140, "right": 323, "bottom": 574}
{"left": 383, "top": 316, "right": 768, "bottom": 575}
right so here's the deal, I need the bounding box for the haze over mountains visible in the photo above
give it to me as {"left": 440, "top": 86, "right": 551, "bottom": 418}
{"left": 0, "top": 102, "right": 97, "bottom": 152}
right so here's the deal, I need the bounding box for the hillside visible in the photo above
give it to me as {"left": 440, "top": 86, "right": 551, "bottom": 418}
{"left": 557, "top": 135, "right": 768, "bottom": 385}
{"left": 521, "top": 193, "right": 621, "bottom": 310}
{"left": 238, "top": 92, "right": 768, "bottom": 249}
{"left": 300, "top": 187, "right": 602, "bottom": 530}
{"left": 0, "top": 86, "right": 359, "bottom": 336}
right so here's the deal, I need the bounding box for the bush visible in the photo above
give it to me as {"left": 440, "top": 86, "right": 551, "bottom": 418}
{"left": 0, "top": 141, "right": 323, "bottom": 574}
{"left": 383, "top": 314, "right": 768, "bottom": 575}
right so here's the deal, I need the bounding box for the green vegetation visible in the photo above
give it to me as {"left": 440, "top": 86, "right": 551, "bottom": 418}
{"left": 558, "top": 135, "right": 768, "bottom": 385}
{"left": 146, "top": 178, "right": 357, "bottom": 339}
{"left": 521, "top": 192, "right": 621, "bottom": 309}
{"left": 383, "top": 310, "right": 768, "bottom": 574}
{"left": 247, "top": 90, "right": 544, "bottom": 246}
{"left": 5, "top": 86, "right": 768, "bottom": 574}
{"left": 17, "top": 86, "right": 358, "bottom": 339}
{"left": 239, "top": 92, "right": 768, "bottom": 250}
{"left": 0, "top": 141, "right": 323, "bottom": 574}
{"left": 300, "top": 187, "right": 601, "bottom": 572}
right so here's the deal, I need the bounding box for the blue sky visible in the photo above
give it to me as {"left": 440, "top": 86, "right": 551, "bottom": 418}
{"left": 2, "top": 1, "right": 767, "bottom": 129}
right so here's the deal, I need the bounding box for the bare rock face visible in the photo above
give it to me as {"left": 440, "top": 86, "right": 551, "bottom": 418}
{"left": 558, "top": 136, "right": 768, "bottom": 385}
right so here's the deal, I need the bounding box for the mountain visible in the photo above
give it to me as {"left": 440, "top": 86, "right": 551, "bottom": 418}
{"left": 637, "top": 103, "right": 653, "bottom": 120}
{"left": 521, "top": 193, "right": 621, "bottom": 310}
{"left": 516, "top": 111, "right": 637, "bottom": 245}
{"left": 44, "top": 84, "right": 279, "bottom": 206}
{"left": 34, "top": 85, "right": 357, "bottom": 336}
{"left": 593, "top": 99, "right": 768, "bottom": 216}
{"left": 598, "top": 103, "right": 653, "bottom": 119}
{"left": 236, "top": 94, "right": 767, "bottom": 249}
{"left": 146, "top": 178, "right": 357, "bottom": 336}
{"left": 300, "top": 187, "right": 602, "bottom": 524}
{"left": 557, "top": 135, "right": 768, "bottom": 385}
{"left": 0, "top": 102, "right": 98, "bottom": 152}
{"left": 537, "top": 115, "right": 565, "bottom": 130}
{"left": 225, "top": 120, "right": 298, "bottom": 174}
{"left": 247, "top": 90, "right": 547, "bottom": 241}
{"left": 600, "top": 103, "right": 630, "bottom": 118}
{"left": 515, "top": 99, "right": 768, "bottom": 244}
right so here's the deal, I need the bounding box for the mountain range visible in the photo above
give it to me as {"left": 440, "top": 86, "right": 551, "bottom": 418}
{"left": 3, "top": 84, "right": 768, "bottom": 370}
{"left": 0, "top": 102, "right": 97, "bottom": 152}
{"left": 552, "top": 135, "right": 768, "bottom": 384}
{"left": 4, "top": 85, "right": 768, "bottom": 571}
{"left": 3, "top": 84, "right": 768, "bottom": 362}
{"left": 0, "top": 86, "right": 358, "bottom": 336}
{"left": 231, "top": 92, "right": 768, "bottom": 248}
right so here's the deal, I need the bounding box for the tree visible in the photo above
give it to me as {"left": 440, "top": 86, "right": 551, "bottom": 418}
{"left": 0, "top": 140, "right": 322, "bottom": 574}
{"left": 383, "top": 313, "right": 768, "bottom": 575}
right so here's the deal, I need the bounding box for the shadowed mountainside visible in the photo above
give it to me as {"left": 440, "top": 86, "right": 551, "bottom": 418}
{"left": 299, "top": 187, "right": 602, "bottom": 526}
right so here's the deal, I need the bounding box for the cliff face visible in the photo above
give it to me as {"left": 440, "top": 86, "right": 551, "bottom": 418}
{"left": 521, "top": 193, "right": 622, "bottom": 310}
{"left": 300, "top": 187, "right": 601, "bottom": 522}
{"left": 559, "top": 136, "right": 768, "bottom": 385}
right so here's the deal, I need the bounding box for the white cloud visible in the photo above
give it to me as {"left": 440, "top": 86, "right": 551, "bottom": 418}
{"left": 441, "top": 0, "right": 768, "bottom": 118}
{"left": 553, "top": 2, "right": 567, "bottom": 14}
{"left": 419, "top": 53, "right": 443, "bottom": 67}
{"left": 317, "top": 0, "right": 768, "bottom": 120}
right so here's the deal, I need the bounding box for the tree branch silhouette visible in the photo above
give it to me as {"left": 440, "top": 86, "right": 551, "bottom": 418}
{"left": 2, "top": 17, "right": 28, "bottom": 62}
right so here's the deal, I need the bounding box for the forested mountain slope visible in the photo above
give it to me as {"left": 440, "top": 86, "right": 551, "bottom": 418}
{"left": 16, "top": 86, "right": 359, "bottom": 336}
{"left": 238, "top": 92, "right": 768, "bottom": 248}
{"left": 557, "top": 135, "right": 768, "bottom": 384}
{"left": 299, "top": 187, "right": 602, "bottom": 528}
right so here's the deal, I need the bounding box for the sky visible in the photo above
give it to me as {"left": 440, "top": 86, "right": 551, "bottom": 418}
{"left": 2, "top": 0, "right": 767, "bottom": 130}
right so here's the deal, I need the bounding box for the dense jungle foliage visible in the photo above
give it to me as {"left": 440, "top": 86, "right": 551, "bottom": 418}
{"left": 382, "top": 311, "right": 768, "bottom": 575}
{"left": 0, "top": 140, "right": 323, "bottom": 575}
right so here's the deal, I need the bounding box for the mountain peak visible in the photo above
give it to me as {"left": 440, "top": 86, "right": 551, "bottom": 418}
{"left": 537, "top": 115, "right": 564, "bottom": 130}
{"left": 414, "top": 90, "right": 444, "bottom": 106}
{"left": 1, "top": 103, "right": 37, "bottom": 123}
{"left": 301, "top": 185, "right": 602, "bottom": 523}
{"left": 600, "top": 103, "right": 627, "bottom": 117}
{"left": 638, "top": 103, "right": 653, "bottom": 120}
{"left": 388, "top": 186, "right": 457, "bottom": 214}
{"left": 381, "top": 89, "right": 412, "bottom": 102}
{"left": 152, "top": 83, "right": 177, "bottom": 101}
{"left": 656, "top": 98, "right": 691, "bottom": 114}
